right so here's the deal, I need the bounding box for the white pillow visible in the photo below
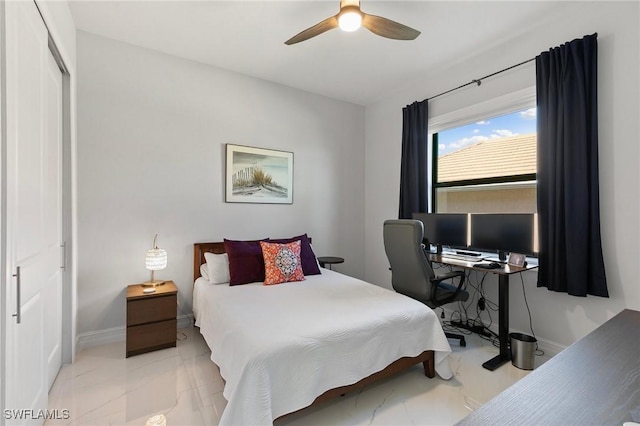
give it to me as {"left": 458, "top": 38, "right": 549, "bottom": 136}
{"left": 200, "top": 264, "right": 209, "bottom": 281}
{"left": 204, "top": 252, "right": 230, "bottom": 284}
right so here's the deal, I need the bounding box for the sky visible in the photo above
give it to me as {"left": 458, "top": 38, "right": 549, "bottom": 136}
{"left": 437, "top": 107, "right": 537, "bottom": 156}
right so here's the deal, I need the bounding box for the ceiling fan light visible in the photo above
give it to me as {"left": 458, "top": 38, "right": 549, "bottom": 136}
{"left": 338, "top": 10, "right": 362, "bottom": 32}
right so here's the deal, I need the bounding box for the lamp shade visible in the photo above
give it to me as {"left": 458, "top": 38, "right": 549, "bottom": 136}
{"left": 146, "top": 248, "right": 167, "bottom": 271}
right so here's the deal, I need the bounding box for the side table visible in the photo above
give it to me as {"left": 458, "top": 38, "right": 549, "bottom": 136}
{"left": 317, "top": 256, "right": 344, "bottom": 270}
{"left": 126, "top": 281, "right": 177, "bottom": 357}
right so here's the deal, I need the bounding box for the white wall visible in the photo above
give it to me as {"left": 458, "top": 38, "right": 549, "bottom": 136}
{"left": 365, "top": 1, "right": 640, "bottom": 348}
{"left": 77, "top": 32, "right": 365, "bottom": 336}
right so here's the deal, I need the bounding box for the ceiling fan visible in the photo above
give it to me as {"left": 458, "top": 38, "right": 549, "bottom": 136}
{"left": 284, "top": 0, "right": 421, "bottom": 45}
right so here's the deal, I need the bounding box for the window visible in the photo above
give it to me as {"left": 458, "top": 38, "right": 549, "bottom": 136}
{"left": 428, "top": 88, "right": 537, "bottom": 215}
{"left": 433, "top": 108, "right": 536, "bottom": 213}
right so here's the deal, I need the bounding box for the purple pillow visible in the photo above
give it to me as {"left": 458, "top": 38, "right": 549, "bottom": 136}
{"left": 271, "top": 233, "right": 321, "bottom": 276}
{"left": 224, "top": 238, "right": 269, "bottom": 286}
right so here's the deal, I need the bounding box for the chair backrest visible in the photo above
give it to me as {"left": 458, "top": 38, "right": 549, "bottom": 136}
{"left": 383, "top": 219, "right": 437, "bottom": 305}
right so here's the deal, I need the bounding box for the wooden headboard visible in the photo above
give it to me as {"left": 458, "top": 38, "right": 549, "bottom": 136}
{"left": 193, "top": 238, "right": 313, "bottom": 282}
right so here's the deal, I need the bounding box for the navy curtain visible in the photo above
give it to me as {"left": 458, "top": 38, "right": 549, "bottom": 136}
{"left": 536, "top": 33, "right": 608, "bottom": 297}
{"left": 399, "top": 100, "right": 429, "bottom": 219}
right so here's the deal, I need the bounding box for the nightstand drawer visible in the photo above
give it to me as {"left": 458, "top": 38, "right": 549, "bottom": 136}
{"left": 126, "top": 319, "right": 177, "bottom": 357}
{"left": 127, "top": 293, "right": 176, "bottom": 326}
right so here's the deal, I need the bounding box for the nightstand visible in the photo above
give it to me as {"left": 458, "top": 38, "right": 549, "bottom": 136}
{"left": 126, "top": 281, "right": 177, "bottom": 357}
{"left": 317, "top": 256, "right": 344, "bottom": 270}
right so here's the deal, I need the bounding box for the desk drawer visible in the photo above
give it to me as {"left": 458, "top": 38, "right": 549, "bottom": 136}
{"left": 127, "top": 294, "right": 176, "bottom": 326}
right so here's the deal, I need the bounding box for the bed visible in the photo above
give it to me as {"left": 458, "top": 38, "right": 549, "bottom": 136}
{"left": 192, "top": 242, "right": 452, "bottom": 425}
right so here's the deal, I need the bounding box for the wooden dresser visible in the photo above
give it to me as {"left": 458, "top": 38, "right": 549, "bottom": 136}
{"left": 126, "top": 281, "right": 177, "bottom": 357}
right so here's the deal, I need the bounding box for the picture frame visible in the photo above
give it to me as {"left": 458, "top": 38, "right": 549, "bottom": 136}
{"left": 225, "top": 144, "right": 293, "bottom": 204}
{"left": 507, "top": 252, "right": 527, "bottom": 267}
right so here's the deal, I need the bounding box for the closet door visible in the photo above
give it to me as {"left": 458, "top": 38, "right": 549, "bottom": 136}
{"left": 5, "top": 1, "right": 62, "bottom": 421}
{"left": 44, "top": 46, "right": 64, "bottom": 391}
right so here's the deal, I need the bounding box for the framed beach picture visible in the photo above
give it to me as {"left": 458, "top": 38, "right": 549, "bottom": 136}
{"left": 225, "top": 144, "right": 294, "bottom": 204}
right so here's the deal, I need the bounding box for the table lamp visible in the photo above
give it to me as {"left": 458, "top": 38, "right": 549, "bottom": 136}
{"left": 144, "top": 234, "right": 167, "bottom": 286}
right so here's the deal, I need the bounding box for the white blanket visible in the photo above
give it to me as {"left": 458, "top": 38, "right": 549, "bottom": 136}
{"left": 193, "top": 269, "right": 452, "bottom": 426}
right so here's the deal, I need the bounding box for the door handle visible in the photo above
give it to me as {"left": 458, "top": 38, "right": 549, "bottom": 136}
{"left": 60, "top": 242, "right": 66, "bottom": 270}
{"left": 12, "top": 266, "right": 21, "bottom": 324}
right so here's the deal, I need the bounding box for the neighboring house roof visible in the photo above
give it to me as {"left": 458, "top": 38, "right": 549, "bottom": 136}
{"left": 438, "top": 133, "right": 536, "bottom": 182}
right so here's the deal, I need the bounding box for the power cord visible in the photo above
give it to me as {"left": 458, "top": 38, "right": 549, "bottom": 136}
{"left": 442, "top": 268, "right": 543, "bottom": 356}
{"left": 519, "top": 273, "right": 544, "bottom": 356}
{"left": 177, "top": 304, "right": 190, "bottom": 341}
{"left": 446, "top": 270, "right": 502, "bottom": 346}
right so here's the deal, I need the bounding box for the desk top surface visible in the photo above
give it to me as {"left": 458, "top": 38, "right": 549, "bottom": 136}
{"left": 428, "top": 253, "right": 538, "bottom": 275}
{"left": 457, "top": 309, "right": 640, "bottom": 425}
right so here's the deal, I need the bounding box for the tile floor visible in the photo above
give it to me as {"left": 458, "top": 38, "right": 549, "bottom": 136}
{"left": 46, "top": 326, "right": 550, "bottom": 426}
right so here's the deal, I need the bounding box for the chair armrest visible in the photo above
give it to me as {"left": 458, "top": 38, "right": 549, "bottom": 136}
{"left": 430, "top": 270, "right": 466, "bottom": 306}
{"left": 433, "top": 270, "right": 465, "bottom": 282}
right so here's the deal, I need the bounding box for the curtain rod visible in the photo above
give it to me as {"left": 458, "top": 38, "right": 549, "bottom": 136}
{"left": 426, "top": 57, "right": 536, "bottom": 102}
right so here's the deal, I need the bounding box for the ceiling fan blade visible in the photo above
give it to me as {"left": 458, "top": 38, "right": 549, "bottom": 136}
{"left": 285, "top": 15, "right": 339, "bottom": 45}
{"left": 362, "top": 13, "right": 420, "bottom": 40}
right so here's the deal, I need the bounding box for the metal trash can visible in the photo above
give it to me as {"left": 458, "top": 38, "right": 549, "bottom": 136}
{"left": 510, "top": 332, "right": 536, "bottom": 370}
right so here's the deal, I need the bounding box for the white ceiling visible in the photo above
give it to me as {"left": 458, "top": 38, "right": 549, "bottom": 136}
{"left": 68, "top": 1, "right": 558, "bottom": 105}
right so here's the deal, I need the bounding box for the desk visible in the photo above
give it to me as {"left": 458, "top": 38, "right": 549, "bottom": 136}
{"left": 457, "top": 309, "right": 640, "bottom": 425}
{"left": 428, "top": 253, "right": 538, "bottom": 371}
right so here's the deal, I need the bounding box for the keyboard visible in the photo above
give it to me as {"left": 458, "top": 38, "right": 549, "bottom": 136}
{"left": 440, "top": 252, "right": 482, "bottom": 262}
{"left": 455, "top": 250, "right": 482, "bottom": 257}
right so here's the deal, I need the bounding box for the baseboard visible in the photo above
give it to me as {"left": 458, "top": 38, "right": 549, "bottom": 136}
{"left": 76, "top": 325, "right": 125, "bottom": 352}
{"left": 525, "top": 334, "right": 565, "bottom": 357}
{"left": 177, "top": 314, "right": 195, "bottom": 330}
{"left": 76, "top": 314, "right": 194, "bottom": 353}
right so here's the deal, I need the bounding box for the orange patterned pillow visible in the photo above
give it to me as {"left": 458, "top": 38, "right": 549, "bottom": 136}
{"left": 260, "top": 241, "right": 305, "bottom": 285}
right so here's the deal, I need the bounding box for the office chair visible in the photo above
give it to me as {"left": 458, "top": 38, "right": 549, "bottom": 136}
{"left": 383, "top": 219, "right": 469, "bottom": 347}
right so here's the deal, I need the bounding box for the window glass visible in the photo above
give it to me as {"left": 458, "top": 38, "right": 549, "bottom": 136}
{"left": 433, "top": 108, "right": 537, "bottom": 214}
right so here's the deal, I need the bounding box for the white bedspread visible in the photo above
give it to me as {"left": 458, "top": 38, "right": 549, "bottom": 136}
{"left": 193, "top": 269, "right": 452, "bottom": 426}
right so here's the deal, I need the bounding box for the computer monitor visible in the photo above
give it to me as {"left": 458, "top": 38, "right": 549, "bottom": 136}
{"left": 412, "top": 213, "right": 468, "bottom": 251}
{"left": 470, "top": 213, "right": 535, "bottom": 258}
